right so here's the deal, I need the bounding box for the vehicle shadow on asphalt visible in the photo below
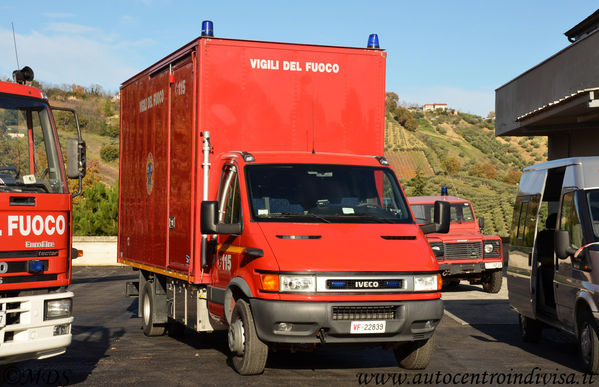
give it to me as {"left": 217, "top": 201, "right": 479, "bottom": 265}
{"left": 444, "top": 298, "right": 583, "bottom": 374}
{"left": 172, "top": 328, "right": 398, "bottom": 371}
{"left": 15, "top": 324, "right": 126, "bottom": 385}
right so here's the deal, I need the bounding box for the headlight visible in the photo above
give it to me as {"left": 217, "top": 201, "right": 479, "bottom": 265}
{"left": 45, "top": 298, "right": 72, "bottom": 320}
{"left": 413, "top": 275, "right": 439, "bottom": 291}
{"left": 280, "top": 275, "right": 316, "bottom": 292}
{"left": 429, "top": 242, "right": 444, "bottom": 258}
{"left": 483, "top": 240, "right": 501, "bottom": 258}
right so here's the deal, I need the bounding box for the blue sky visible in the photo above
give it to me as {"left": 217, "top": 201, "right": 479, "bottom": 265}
{"left": 0, "top": 1, "right": 597, "bottom": 116}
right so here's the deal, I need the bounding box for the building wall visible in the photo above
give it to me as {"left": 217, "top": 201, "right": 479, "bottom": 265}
{"left": 548, "top": 127, "right": 599, "bottom": 160}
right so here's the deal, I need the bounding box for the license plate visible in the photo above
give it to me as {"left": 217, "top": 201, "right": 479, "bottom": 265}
{"left": 0, "top": 311, "right": 5, "bottom": 329}
{"left": 350, "top": 320, "right": 386, "bottom": 334}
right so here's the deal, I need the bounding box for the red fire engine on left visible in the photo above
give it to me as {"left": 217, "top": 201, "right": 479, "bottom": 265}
{"left": 0, "top": 67, "right": 86, "bottom": 364}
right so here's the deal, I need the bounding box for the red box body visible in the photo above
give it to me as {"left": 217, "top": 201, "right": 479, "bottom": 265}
{"left": 118, "top": 38, "right": 389, "bottom": 278}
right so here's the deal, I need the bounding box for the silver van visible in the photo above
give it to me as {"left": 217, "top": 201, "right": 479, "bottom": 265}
{"left": 508, "top": 157, "right": 599, "bottom": 374}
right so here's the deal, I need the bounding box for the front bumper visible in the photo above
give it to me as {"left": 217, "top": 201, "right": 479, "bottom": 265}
{"left": 250, "top": 298, "right": 443, "bottom": 344}
{"left": 0, "top": 292, "right": 73, "bottom": 365}
{"left": 439, "top": 261, "right": 502, "bottom": 276}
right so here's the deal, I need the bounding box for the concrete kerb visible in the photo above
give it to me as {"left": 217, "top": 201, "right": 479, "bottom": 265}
{"left": 72, "top": 236, "right": 121, "bottom": 266}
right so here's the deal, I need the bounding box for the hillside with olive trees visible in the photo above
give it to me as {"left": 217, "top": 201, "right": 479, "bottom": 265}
{"left": 385, "top": 92, "right": 547, "bottom": 237}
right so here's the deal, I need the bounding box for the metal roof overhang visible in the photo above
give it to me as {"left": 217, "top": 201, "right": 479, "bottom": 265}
{"left": 495, "top": 28, "right": 599, "bottom": 137}
{"left": 512, "top": 88, "right": 599, "bottom": 135}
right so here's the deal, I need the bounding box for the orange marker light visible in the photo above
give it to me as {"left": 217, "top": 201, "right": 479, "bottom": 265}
{"left": 260, "top": 274, "right": 279, "bottom": 291}
{"left": 437, "top": 274, "right": 443, "bottom": 291}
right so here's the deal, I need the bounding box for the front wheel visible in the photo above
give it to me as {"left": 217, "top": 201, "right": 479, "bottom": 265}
{"left": 393, "top": 336, "right": 434, "bottom": 370}
{"left": 578, "top": 309, "right": 599, "bottom": 374}
{"left": 482, "top": 270, "right": 502, "bottom": 293}
{"left": 228, "top": 299, "right": 268, "bottom": 375}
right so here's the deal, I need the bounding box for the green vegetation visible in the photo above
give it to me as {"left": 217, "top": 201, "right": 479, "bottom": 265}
{"left": 385, "top": 92, "right": 548, "bottom": 237}
{"left": 43, "top": 83, "right": 120, "bottom": 235}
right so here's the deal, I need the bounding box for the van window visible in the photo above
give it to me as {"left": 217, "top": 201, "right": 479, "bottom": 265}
{"left": 587, "top": 189, "right": 599, "bottom": 239}
{"left": 517, "top": 200, "right": 529, "bottom": 242}
{"left": 559, "top": 191, "right": 582, "bottom": 250}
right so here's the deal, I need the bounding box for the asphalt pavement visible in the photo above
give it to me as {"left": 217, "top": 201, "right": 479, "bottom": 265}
{"left": 5, "top": 267, "right": 596, "bottom": 386}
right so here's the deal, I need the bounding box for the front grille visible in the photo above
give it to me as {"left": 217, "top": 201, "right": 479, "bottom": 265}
{"left": 444, "top": 242, "right": 482, "bottom": 260}
{"left": 326, "top": 279, "right": 403, "bottom": 290}
{"left": 1, "top": 300, "right": 26, "bottom": 343}
{"left": 332, "top": 305, "right": 397, "bottom": 320}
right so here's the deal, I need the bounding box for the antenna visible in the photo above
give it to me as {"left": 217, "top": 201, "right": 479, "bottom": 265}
{"left": 11, "top": 22, "right": 20, "bottom": 69}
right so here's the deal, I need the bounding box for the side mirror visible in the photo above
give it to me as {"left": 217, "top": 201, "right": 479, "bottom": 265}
{"left": 420, "top": 200, "right": 450, "bottom": 234}
{"left": 478, "top": 217, "right": 485, "bottom": 230}
{"left": 67, "top": 138, "right": 87, "bottom": 179}
{"left": 201, "top": 201, "right": 242, "bottom": 235}
{"left": 554, "top": 230, "right": 577, "bottom": 259}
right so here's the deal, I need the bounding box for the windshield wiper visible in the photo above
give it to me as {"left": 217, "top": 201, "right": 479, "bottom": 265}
{"left": 257, "top": 212, "right": 331, "bottom": 223}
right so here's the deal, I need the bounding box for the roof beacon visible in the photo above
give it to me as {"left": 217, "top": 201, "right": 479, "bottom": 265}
{"left": 441, "top": 186, "right": 448, "bottom": 196}
{"left": 367, "top": 34, "right": 379, "bottom": 49}
{"left": 202, "top": 20, "right": 214, "bottom": 37}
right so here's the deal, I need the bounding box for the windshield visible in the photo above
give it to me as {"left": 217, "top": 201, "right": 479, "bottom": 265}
{"left": 411, "top": 202, "right": 474, "bottom": 224}
{"left": 246, "top": 164, "right": 413, "bottom": 224}
{"left": 0, "top": 94, "right": 65, "bottom": 193}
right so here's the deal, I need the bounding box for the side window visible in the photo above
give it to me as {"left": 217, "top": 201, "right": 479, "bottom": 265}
{"left": 517, "top": 200, "right": 529, "bottom": 242}
{"left": 559, "top": 191, "right": 582, "bottom": 250}
{"left": 218, "top": 165, "right": 241, "bottom": 225}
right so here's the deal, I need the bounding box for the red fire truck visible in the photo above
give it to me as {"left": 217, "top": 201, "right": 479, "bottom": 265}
{"left": 0, "top": 67, "right": 86, "bottom": 364}
{"left": 119, "top": 22, "right": 449, "bottom": 375}
{"left": 408, "top": 190, "right": 503, "bottom": 293}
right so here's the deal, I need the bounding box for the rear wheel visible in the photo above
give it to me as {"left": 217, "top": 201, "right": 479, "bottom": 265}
{"left": 141, "top": 282, "right": 166, "bottom": 337}
{"left": 482, "top": 270, "right": 502, "bottom": 293}
{"left": 228, "top": 299, "right": 268, "bottom": 375}
{"left": 519, "top": 314, "right": 542, "bottom": 343}
{"left": 393, "top": 336, "right": 434, "bottom": 370}
{"left": 578, "top": 308, "right": 599, "bottom": 374}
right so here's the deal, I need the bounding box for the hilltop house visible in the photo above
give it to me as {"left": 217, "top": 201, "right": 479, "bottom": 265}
{"left": 423, "top": 103, "right": 447, "bottom": 112}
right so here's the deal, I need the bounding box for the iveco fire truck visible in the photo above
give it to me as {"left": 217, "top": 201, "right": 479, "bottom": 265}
{"left": 119, "top": 22, "right": 450, "bottom": 375}
{"left": 0, "top": 67, "right": 86, "bottom": 364}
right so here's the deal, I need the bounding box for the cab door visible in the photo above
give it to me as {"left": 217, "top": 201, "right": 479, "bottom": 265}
{"left": 212, "top": 163, "right": 243, "bottom": 290}
{"left": 555, "top": 189, "right": 583, "bottom": 330}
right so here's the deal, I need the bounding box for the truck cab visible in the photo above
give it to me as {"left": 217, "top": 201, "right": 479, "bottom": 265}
{"left": 0, "top": 69, "right": 85, "bottom": 364}
{"left": 408, "top": 193, "right": 503, "bottom": 293}
{"left": 508, "top": 156, "right": 599, "bottom": 374}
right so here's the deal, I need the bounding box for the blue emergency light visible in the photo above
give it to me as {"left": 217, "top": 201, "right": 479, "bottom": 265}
{"left": 367, "top": 34, "right": 380, "bottom": 49}
{"left": 28, "top": 260, "right": 44, "bottom": 273}
{"left": 441, "top": 186, "right": 448, "bottom": 196}
{"left": 202, "top": 20, "right": 214, "bottom": 37}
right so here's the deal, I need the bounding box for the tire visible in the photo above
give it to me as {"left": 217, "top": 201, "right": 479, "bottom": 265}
{"left": 578, "top": 308, "right": 599, "bottom": 374}
{"left": 141, "top": 282, "right": 166, "bottom": 337}
{"left": 482, "top": 270, "right": 502, "bottom": 293}
{"left": 393, "top": 335, "right": 434, "bottom": 370}
{"left": 519, "top": 314, "right": 542, "bottom": 343}
{"left": 228, "top": 299, "right": 268, "bottom": 375}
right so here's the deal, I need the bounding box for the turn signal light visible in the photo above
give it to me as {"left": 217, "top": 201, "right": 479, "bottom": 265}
{"left": 437, "top": 274, "right": 443, "bottom": 291}
{"left": 260, "top": 274, "right": 279, "bottom": 292}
